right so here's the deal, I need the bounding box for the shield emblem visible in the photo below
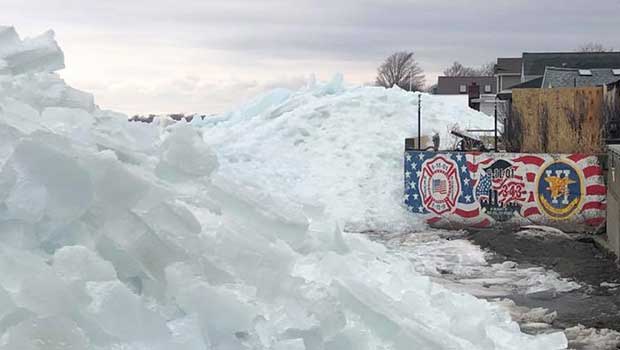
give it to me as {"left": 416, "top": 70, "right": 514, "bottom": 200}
{"left": 535, "top": 160, "right": 584, "bottom": 220}
{"left": 419, "top": 156, "right": 461, "bottom": 215}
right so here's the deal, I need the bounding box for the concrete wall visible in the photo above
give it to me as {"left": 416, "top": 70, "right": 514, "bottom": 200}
{"left": 404, "top": 151, "right": 606, "bottom": 233}
{"left": 607, "top": 146, "right": 620, "bottom": 256}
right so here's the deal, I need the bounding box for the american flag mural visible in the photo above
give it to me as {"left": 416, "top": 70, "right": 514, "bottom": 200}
{"left": 404, "top": 151, "right": 606, "bottom": 233}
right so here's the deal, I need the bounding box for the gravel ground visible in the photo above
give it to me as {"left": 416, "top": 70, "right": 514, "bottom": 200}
{"left": 467, "top": 229, "right": 620, "bottom": 332}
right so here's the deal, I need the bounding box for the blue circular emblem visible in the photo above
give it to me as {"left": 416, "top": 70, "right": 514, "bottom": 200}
{"left": 535, "top": 160, "right": 584, "bottom": 220}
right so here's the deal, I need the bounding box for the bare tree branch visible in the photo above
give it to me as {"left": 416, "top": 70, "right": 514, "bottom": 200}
{"left": 477, "top": 61, "right": 496, "bottom": 76}
{"left": 443, "top": 61, "right": 495, "bottom": 77}
{"left": 576, "top": 42, "right": 612, "bottom": 52}
{"left": 376, "top": 51, "right": 425, "bottom": 91}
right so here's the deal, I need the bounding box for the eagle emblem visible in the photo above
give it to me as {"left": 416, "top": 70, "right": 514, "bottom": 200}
{"left": 536, "top": 161, "right": 584, "bottom": 219}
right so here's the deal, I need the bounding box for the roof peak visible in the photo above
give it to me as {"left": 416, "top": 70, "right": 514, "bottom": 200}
{"left": 545, "top": 66, "right": 617, "bottom": 71}
{"left": 523, "top": 51, "right": 620, "bottom": 55}
{"left": 438, "top": 75, "right": 494, "bottom": 78}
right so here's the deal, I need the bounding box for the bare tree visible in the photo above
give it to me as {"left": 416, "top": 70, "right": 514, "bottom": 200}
{"left": 443, "top": 61, "right": 477, "bottom": 77}
{"left": 477, "top": 61, "right": 496, "bottom": 76}
{"left": 376, "top": 51, "right": 425, "bottom": 91}
{"left": 443, "top": 61, "right": 495, "bottom": 77}
{"left": 576, "top": 42, "right": 612, "bottom": 52}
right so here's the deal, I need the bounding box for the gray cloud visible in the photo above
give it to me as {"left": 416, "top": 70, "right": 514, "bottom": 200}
{"left": 3, "top": 0, "right": 620, "bottom": 113}
{"left": 9, "top": 0, "right": 620, "bottom": 57}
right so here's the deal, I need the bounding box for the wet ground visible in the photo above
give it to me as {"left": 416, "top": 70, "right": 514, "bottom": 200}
{"left": 366, "top": 228, "right": 620, "bottom": 349}
{"left": 467, "top": 229, "right": 620, "bottom": 333}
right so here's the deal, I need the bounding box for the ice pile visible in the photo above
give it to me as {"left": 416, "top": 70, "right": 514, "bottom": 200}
{"left": 0, "top": 26, "right": 568, "bottom": 349}
{"left": 193, "top": 74, "right": 494, "bottom": 232}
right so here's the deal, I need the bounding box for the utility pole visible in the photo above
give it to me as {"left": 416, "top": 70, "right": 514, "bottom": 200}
{"left": 494, "top": 97, "right": 498, "bottom": 151}
{"left": 418, "top": 93, "right": 422, "bottom": 150}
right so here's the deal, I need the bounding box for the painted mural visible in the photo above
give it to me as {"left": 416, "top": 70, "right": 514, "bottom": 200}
{"left": 404, "top": 151, "right": 606, "bottom": 233}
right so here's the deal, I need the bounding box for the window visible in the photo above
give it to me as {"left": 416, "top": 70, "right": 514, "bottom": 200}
{"left": 578, "top": 69, "right": 592, "bottom": 76}
{"left": 459, "top": 84, "right": 466, "bottom": 93}
{"left": 484, "top": 85, "right": 492, "bottom": 93}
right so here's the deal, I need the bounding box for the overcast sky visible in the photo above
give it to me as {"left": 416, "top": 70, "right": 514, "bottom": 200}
{"left": 3, "top": 0, "right": 620, "bottom": 115}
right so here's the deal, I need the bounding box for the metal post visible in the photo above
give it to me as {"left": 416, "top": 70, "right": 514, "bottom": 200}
{"left": 418, "top": 93, "right": 422, "bottom": 150}
{"left": 494, "top": 97, "right": 498, "bottom": 151}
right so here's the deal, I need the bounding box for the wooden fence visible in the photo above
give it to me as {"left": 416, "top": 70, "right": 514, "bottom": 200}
{"left": 508, "top": 87, "right": 605, "bottom": 154}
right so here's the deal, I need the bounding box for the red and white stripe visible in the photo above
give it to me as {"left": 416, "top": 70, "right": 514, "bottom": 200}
{"left": 513, "top": 154, "right": 546, "bottom": 220}
{"left": 425, "top": 153, "right": 605, "bottom": 230}
{"left": 430, "top": 153, "right": 494, "bottom": 228}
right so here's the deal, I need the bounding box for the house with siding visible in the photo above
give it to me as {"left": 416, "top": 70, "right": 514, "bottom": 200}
{"left": 436, "top": 76, "right": 496, "bottom": 95}
{"left": 496, "top": 51, "right": 620, "bottom": 99}
{"left": 435, "top": 76, "right": 497, "bottom": 116}
{"left": 521, "top": 52, "right": 620, "bottom": 82}
{"left": 541, "top": 67, "right": 620, "bottom": 88}
{"left": 494, "top": 57, "right": 522, "bottom": 93}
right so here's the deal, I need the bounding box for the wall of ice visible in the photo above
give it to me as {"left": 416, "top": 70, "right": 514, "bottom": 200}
{"left": 0, "top": 26, "right": 567, "bottom": 349}
{"left": 193, "top": 74, "right": 494, "bottom": 232}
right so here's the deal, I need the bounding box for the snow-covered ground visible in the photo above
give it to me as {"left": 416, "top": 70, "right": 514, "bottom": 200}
{"left": 371, "top": 230, "right": 580, "bottom": 298}
{"left": 0, "top": 26, "right": 585, "bottom": 349}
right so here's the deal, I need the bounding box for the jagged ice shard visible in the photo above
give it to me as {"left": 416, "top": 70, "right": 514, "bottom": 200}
{"left": 0, "top": 26, "right": 568, "bottom": 349}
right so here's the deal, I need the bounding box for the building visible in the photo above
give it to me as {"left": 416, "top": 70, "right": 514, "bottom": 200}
{"left": 436, "top": 76, "right": 496, "bottom": 95}
{"left": 541, "top": 67, "right": 620, "bottom": 88}
{"left": 522, "top": 52, "right": 620, "bottom": 82}
{"left": 435, "top": 76, "right": 498, "bottom": 116}
{"left": 495, "top": 52, "right": 620, "bottom": 99}
{"left": 494, "top": 57, "right": 522, "bottom": 93}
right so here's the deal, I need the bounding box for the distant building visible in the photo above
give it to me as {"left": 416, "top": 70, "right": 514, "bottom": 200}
{"left": 436, "top": 76, "right": 496, "bottom": 95}
{"left": 541, "top": 67, "right": 620, "bottom": 88}
{"left": 494, "top": 57, "right": 522, "bottom": 93}
{"left": 496, "top": 51, "right": 620, "bottom": 99}
{"left": 435, "top": 76, "right": 497, "bottom": 117}
{"left": 522, "top": 52, "right": 620, "bottom": 82}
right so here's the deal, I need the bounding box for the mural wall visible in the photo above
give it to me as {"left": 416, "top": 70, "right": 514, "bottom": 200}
{"left": 404, "top": 151, "right": 606, "bottom": 233}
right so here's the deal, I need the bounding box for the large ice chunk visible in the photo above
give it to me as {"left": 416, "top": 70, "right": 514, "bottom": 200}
{"left": 85, "top": 281, "right": 170, "bottom": 342}
{"left": 168, "top": 313, "right": 210, "bottom": 350}
{"left": 0, "top": 29, "right": 64, "bottom": 75}
{"left": 0, "top": 286, "right": 16, "bottom": 321}
{"left": 157, "top": 124, "right": 218, "bottom": 178}
{"left": 0, "top": 316, "right": 90, "bottom": 350}
{"left": 3, "top": 135, "right": 93, "bottom": 226}
{"left": 53, "top": 246, "right": 116, "bottom": 283}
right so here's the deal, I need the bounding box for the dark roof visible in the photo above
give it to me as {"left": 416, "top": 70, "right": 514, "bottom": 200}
{"left": 541, "top": 67, "right": 620, "bottom": 88}
{"left": 511, "top": 77, "right": 544, "bottom": 89}
{"left": 496, "top": 77, "right": 544, "bottom": 100}
{"left": 495, "top": 58, "right": 522, "bottom": 75}
{"left": 522, "top": 52, "right": 620, "bottom": 76}
{"left": 435, "top": 76, "right": 496, "bottom": 94}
